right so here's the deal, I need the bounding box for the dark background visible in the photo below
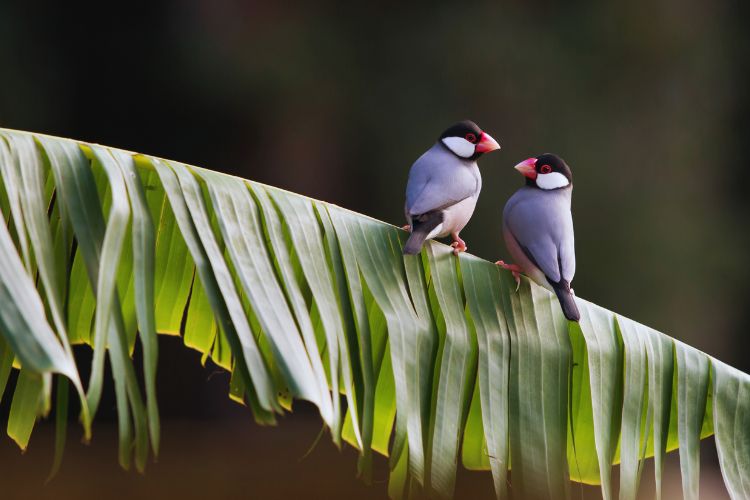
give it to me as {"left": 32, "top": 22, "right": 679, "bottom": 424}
{"left": 0, "top": 1, "right": 747, "bottom": 498}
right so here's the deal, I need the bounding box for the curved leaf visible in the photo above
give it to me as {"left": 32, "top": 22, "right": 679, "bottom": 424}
{"left": 0, "top": 129, "right": 747, "bottom": 499}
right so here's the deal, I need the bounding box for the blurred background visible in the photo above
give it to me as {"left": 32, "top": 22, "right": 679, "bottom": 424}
{"left": 0, "top": 1, "right": 747, "bottom": 498}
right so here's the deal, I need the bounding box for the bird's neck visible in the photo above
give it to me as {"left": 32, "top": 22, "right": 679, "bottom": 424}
{"left": 526, "top": 180, "right": 573, "bottom": 193}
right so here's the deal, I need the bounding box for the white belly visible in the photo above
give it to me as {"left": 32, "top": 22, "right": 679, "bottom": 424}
{"left": 428, "top": 196, "right": 478, "bottom": 239}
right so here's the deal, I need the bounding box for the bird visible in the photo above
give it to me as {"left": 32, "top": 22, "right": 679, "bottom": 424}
{"left": 402, "top": 120, "right": 500, "bottom": 256}
{"left": 498, "top": 153, "right": 581, "bottom": 321}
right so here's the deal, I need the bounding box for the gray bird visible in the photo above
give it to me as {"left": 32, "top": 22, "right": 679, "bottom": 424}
{"left": 403, "top": 120, "right": 500, "bottom": 255}
{"left": 498, "top": 153, "right": 580, "bottom": 321}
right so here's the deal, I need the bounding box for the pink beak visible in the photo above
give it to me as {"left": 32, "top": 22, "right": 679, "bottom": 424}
{"left": 514, "top": 157, "right": 537, "bottom": 179}
{"left": 475, "top": 132, "right": 501, "bottom": 154}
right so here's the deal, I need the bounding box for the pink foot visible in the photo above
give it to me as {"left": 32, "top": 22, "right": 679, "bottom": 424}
{"left": 495, "top": 260, "right": 522, "bottom": 290}
{"left": 401, "top": 224, "right": 411, "bottom": 231}
{"left": 450, "top": 234, "right": 467, "bottom": 256}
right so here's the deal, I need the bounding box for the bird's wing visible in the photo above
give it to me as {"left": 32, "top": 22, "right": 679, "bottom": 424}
{"left": 504, "top": 189, "right": 575, "bottom": 284}
{"left": 406, "top": 146, "right": 479, "bottom": 216}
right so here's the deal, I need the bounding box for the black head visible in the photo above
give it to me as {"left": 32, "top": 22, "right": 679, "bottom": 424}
{"left": 439, "top": 120, "right": 482, "bottom": 141}
{"left": 514, "top": 153, "right": 573, "bottom": 190}
{"left": 438, "top": 120, "right": 500, "bottom": 160}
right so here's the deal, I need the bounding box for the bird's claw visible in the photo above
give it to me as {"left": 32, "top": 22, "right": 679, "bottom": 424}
{"left": 401, "top": 224, "right": 411, "bottom": 232}
{"left": 450, "top": 235, "right": 467, "bottom": 256}
{"left": 450, "top": 242, "right": 467, "bottom": 256}
{"left": 495, "top": 260, "right": 522, "bottom": 291}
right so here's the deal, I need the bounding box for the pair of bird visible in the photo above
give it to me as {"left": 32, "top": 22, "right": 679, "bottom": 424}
{"left": 402, "top": 120, "right": 580, "bottom": 322}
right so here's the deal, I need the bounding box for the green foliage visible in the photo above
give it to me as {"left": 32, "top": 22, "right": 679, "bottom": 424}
{"left": 0, "top": 129, "right": 747, "bottom": 499}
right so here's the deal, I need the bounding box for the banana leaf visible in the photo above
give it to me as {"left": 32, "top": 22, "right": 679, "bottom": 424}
{"left": 0, "top": 129, "right": 747, "bottom": 499}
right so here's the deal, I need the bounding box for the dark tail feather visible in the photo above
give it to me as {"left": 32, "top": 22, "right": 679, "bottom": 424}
{"left": 550, "top": 280, "right": 580, "bottom": 321}
{"left": 403, "top": 230, "right": 429, "bottom": 255}
{"left": 402, "top": 210, "right": 443, "bottom": 255}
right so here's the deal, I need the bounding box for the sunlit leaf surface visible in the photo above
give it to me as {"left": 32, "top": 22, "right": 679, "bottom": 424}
{"left": 0, "top": 129, "right": 748, "bottom": 499}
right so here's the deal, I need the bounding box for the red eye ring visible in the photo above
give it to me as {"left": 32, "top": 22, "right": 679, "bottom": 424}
{"left": 540, "top": 164, "right": 552, "bottom": 174}
{"left": 465, "top": 133, "right": 477, "bottom": 143}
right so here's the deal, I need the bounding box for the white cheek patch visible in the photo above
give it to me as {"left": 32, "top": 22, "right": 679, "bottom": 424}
{"left": 536, "top": 172, "right": 570, "bottom": 190}
{"left": 441, "top": 137, "right": 474, "bottom": 158}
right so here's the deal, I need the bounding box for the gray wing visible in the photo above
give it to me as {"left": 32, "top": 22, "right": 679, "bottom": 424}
{"left": 503, "top": 189, "right": 575, "bottom": 283}
{"left": 405, "top": 144, "right": 479, "bottom": 216}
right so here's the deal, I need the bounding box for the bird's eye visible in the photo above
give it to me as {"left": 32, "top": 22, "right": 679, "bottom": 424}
{"left": 540, "top": 164, "right": 552, "bottom": 174}
{"left": 465, "top": 133, "right": 477, "bottom": 143}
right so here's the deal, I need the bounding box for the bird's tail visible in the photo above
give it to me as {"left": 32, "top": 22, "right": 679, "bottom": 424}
{"left": 402, "top": 211, "right": 443, "bottom": 255}
{"left": 403, "top": 230, "right": 429, "bottom": 255}
{"left": 550, "top": 280, "right": 581, "bottom": 322}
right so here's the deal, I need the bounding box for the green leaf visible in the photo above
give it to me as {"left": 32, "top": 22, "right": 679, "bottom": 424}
{"left": 424, "top": 244, "right": 477, "bottom": 497}
{"left": 675, "top": 340, "right": 710, "bottom": 500}
{"left": 644, "top": 326, "right": 675, "bottom": 500}
{"left": 88, "top": 147, "right": 149, "bottom": 472}
{"left": 259, "top": 188, "right": 336, "bottom": 413}
{"left": 460, "top": 371, "right": 488, "bottom": 470}
{"left": 136, "top": 158, "right": 196, "bottom": 337}
{"left": 115, "top": 150, "right": 160, "bottom": 455}
{"left": 155, "top": 160, "right": 277, "bottom": 414}
{"left": 572, "top": 300, "right": 621, "bottom": 499}
{"left": 711, "top": 359, "right": 750, "bottom": 500}
{"left": 0, "top": 135, "right": 32, "bottom": 271}
{"left": 616, "top": 316, "right": 651, "bottom": 500}
{"left": 507, "top": 278, "right": 571, "bottom": 500}
{"left": 1, "top": 128, "right": 747, "bottom": 498}
{"left": 199, "top": 172, "right": 326, "bottom": 420}
{"left": 320, "top": 202, "right": 376, "bottom": 474}
{"left": 460, "top": 254, "right": 509, "bottom": 498}
{"left": 5, "top": 134, "right": 91, "bottom": 437}
{"left": 183, "top": 274, "right": 218, "bottom": 354}
{"left": 566, "top": 310, "right": 598, "bottom": 485}
{"left": 372, "top": 342, "right": 397, "bottom": 456}
{"left": 0, "top": 183, "right": 77, "bottom": 379}
{"left": 329, "top": 206, "right": 435, "bottom": 484}
{"left": 267, "top": 188, "right": 359, "bottom": 444}
{"left": 316, "top": 202, "right": 366, "bottom": 444}
{"left": 7, "top": 369, "right": 44, "bottom": 449}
